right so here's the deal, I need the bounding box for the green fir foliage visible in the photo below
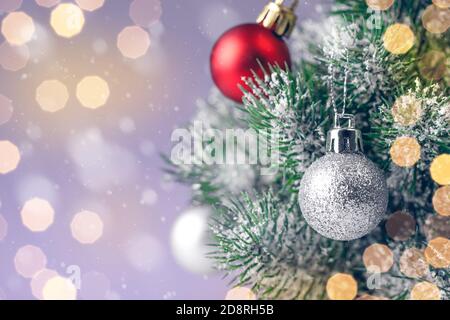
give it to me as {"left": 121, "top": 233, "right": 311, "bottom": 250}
{"left": 168, "top": 0, "right": 450, "bottom": 299}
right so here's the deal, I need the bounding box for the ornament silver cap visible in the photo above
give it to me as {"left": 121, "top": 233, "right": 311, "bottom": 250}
{"left": 326, "top": 114, "right": 364, "bottom": 154}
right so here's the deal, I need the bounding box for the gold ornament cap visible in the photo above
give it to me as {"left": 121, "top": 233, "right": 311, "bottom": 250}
{"left": 257, "top": 0, "right": 298, "bottom": 37}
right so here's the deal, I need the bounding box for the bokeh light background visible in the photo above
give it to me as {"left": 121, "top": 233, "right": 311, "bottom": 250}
{"left": 0, "top": 0, "right": 324, "bottom": 300}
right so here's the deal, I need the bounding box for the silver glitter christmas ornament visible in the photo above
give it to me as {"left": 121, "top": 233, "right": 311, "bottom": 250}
{"left": 298, "top": 114, "right": 388, "bottom": 241}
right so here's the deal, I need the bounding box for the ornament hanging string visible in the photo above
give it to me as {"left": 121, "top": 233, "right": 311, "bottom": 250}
{"left": 329, "top": 52, "right": 351, "bottom": 127}
{"left": 327, "top": 60, "right": 336, "bottom": 115}
{"left": 342, "top": 53, "right": 349, "bottom": 117}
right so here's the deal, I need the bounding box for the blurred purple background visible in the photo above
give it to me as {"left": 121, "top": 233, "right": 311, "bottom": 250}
{"left": 0, "top": 0, "right": 325, "bottom": 300}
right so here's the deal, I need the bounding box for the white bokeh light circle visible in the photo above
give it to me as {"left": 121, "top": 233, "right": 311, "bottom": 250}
{"left": 70, "top": 210, "right": 104, "bottom": 244}
{"left": 129, "top": 0, "right": 162, "bottom": 28}
{"left": 0, "top": 42, "right": 30, "bottom": 71}
{"left": 14, "top": 245, "right": 47, "bottom": 278}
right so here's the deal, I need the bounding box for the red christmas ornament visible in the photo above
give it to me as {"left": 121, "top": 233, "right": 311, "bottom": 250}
{"left": 210, "top": 0, "right": 298, "bottom": 103}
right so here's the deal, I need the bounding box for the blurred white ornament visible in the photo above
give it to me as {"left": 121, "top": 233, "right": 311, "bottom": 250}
{"left": 171, "top": 207, "right": 215, "bottom": 274}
